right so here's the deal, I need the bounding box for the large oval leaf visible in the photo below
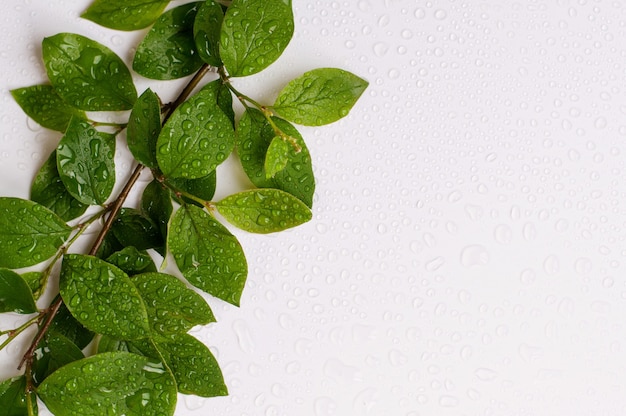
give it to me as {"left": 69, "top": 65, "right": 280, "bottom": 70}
{"left": 0, "top": 268, "right": 37, "bottom": 314}
{"left": 42, "top": 33, "right": 137, "bottom": 111}
{"left": 59, "top": 254, "right": 151, "bottom": 340}
{"left": 220, "top": 0, "right": 294, "bottom": 77}
{"left": 0, "top": 197, "right": 71, "bottom": 269}
{"left": 38, "top": 351, "right": 177, "bottom": 416}
{"left": 127, "top": 89, "right": 161, "bottom": 168}
{"left": 10, "top": 84, "right": 85, "bottom": 132}
{"left": 168, "top": 204, "right": 247, "bottom": 306}
{"left": 82, "top": 0, "right": 170, "bottom": 31}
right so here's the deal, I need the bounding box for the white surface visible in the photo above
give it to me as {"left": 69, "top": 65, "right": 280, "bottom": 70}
{"left": 2, "top": 0, "right": 626, "bottom": 415}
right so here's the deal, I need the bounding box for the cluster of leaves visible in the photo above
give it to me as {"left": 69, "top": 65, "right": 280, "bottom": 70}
{"left": 0, "top": 0, "right": 367, "bottom": 414}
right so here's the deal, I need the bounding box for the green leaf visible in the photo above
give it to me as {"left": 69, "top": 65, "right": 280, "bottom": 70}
{"left": 220, "top": 0, "right": 294, "bottom": 77}
{"left": 273, "top": 67, "right": 368, "bottom": 126}
{"left": 10, "top": 85, "right": 85, "bottom": 132}
{"left": 133, "top": 2, "right": 204, "bottom": 80}
{"left": 132, "top": 272, "right": 215, "bottom": 338}
{"left": 264, "top": 136, "right": 290, "bottom": 178}
{"left": 49, "top": 303, "right": 95, "bottom": 350}
{"left": 168, "top": 204, "right": 247, "bottom": 306}
{"left": 94, "top": 232, "right": 124, "bottom": 260}
{"left": 111, "top": 208, "right": 164, "bottom": 252}
{"left": 0, "top": 376, "right": 36, "bottom": 416}
{"left": 59, "top": 254, "right": 151, "bottom": 340}
{"left": 0, "top": 197, "right": 71, "bottom": 269}
{"left": 194, "top": 0, "right": 224, "bottom": 67}
{"left": 56, "top": 117, "right": 116, "bottom": 206}
{"left": 236, "top": 109, "right": 315, "bottom": 207}
{"left": 82, "top": 0, "right": 170, "bottom": 31}
{"left": 166, "top": 171, "right": 216, "bottom": 206}
{"left": 38, "top": 351, "right": 177, "bottom": 416}
{"left": 141, "top": 180, "right": 173, "bottom": 241}
{"left": 31, "top": 150, "right": 88, "bottom": 221}
{"left": 156, "top": 86, "right": 235, "bottom": 179}
{"left": 127, "top": 89, "right": 161, "bottom": 168}
{"left": 202, "top": 79, "right": 235, "bottom": 126}
{"left": 42, "top": 33, "right": 137, "bottom": 111}
{"left": 216, "top": 188, "right": 312, "bottom": 234}
{"left": 97, "top": 335, "right": 135, "bottom": 354}
{"left": 105, "top": 247, "right": 157, "bottom": 275}
{"left": 0, "top": 268, "right": 37, "bottom": 314}
{"left": 33, "top": 331, "right": 84, "bottom": 386}
{"left": 20, "top": 272, "right": 43, "bottom": 300}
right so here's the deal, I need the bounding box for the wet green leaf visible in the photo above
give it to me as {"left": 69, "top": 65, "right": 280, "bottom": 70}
{"left": 216, "top": 188, "right": 312, "bottom": 234}
{"left": 273, "top": 67, "right": 368, "bottom": 126}
{"left": 10, "top": 85, "right": 85, "bottom": 132}
{"left": 94, "top": 232, "right": 124, "bottom": 260}
{"left": 127, "top": 89, "right": 161, "bottom": 169}
{"left": 0, "top": 376, "right": 36, "bottom": 416}
{"left": 156, "top": 86, "right": 235, "bottom": 179}
{"left": 111, "top": 208, "right": 164, "bottom": 252}
{"left": 82, "top": 0, "right": 170, "bottom": 31}
{"left": 194, "top": 0, "right": 224, "bottom": 67}
{"left": 38, "top": 351, "right": 177, "bottom": 416}
{"left": 132, "top": 272, "right": 215, "bottom": 338}
{"left": 59, "top": 254, "right": 151, "bottom": 340}
{"left": 20, "top": 272, "right": 43, "bottom": 300}
{"left": 133, "top": 2, "right": 204, "bottom": 80}
{"left": 42, "top": 33, "right": 137, "bottom": 111}
{"left": 168, "top": 204, "right": 247, "bottom": 306}
{"left": 201, "top": 79, "right": 235, "bottom": 126}
{"left": 141, "top": 180, "right": 173, "bottom": 241}
{"left": 106, "top": 247, "right": 157, "bottom": 275}
{"left": 49, "top": 303, "right": 95, "bottom": 350}
{"left": 264, "top": 136, "right": 290, "bottom": 178}
{"left": 97, "top": 335, "right": 135, "bottom": 354}
{"left": 166, "top": 171, "right": 216, "bottom": 206}
{"left": 0, "top": 197, "right": 71, "bottom": 269}
{"left": 220, "top": 0, "right": 294, "bottom": 77}
{"left": 31, "top": 150, "right": 88, "bottom": 221}
{"left": 33, "top": 331, "right": 84, "bottom": 386}
{"left": 236, "top": 109, "right": 315, "bottom": 207}
{"left": 56, "top": 117, "right": 116, "bottom": 206}
{"left": 0, "top": 268, "right": 37, "bottom": 314}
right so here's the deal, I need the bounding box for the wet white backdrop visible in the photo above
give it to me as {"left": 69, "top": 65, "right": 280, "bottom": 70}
{"left": 2, "top": 0, "right": 626, "bottom": 415}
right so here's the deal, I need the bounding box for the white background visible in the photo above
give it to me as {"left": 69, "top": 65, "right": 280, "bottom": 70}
{"left": 2, "top": 0, "right": 626, "bottom": 415}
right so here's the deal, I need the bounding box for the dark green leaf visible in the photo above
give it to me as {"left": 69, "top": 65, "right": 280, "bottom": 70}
{"left": 273, "top": 67, "right": 368, "bottom": 126}
{"left": 0, "top": 268, "right": 37, "bottom": 314}
{"left": 94, "top": 232, "right": 124, "bottom": 260}
{"left": 0, "top": 197, "right": 71, "bottom": 268}
{"left": 156, "top": 86, "right": 235, "bottom": 179}
{"left": 166, "top": 171, "right": 216, "bottom": 206}
{"left": 111, "top": 208, "right": 164, "bottom": 252}
{"left": 264, "top": 136, "right": 290, "bottom": 178}
{"left": 168, "top": 204, "right": 247, "bottom": 306}
{"left": 31, "top": 150, "right": 88, "bottom": 221}
{"left": 105, "top": 247, "right": 157, "bottom": 275}
{"left": 127, "top": 89, "right": 161, "bottom": 168}
{"left": 49, "top": 303, "right": 95, "bottom": 350}
{"left": 220, "top": 0, "right": 294, "bottom": 76}
{"left": 216, "top": 188, "right": 312, "bottom": 233}
{"left": 132, "top": 272, "right": 215, "bottom": 338}
{"left": 38, "top": 351, "right": 177, "bottom": 416}
{"left": 194, "top": 0, "right": 224, "bottom": 67}
{"left": 133, "top": 2, "right": 204, "bottom": 80}
{"left": 97, "top": 335, "right": 134, "bottom": 354}
{"left": 82, "top": 0, "right": 170, "bottom": 31}
{"left": 20, "top": 272, "right": 43, "bottom": 300}
{"left": 59, "top": 254, "right": 151, "bottom": 340}
{"left": 0, "top": 376, "right": 36, "bottom": 416}
{"left": 200, "top": 79, "right": 235, "bottom": 126}
{"left": 236, "top": 109, "right": 315, "bottom": 207}
{"left": 33, "top": 331, "right": 84, "bottom": 386}
{"left": 56, "top": 117, "right": 116, "bottom": 205}
{"left": 141, "top": 180, "right": 172, "bottom": 241}
{"left": 42, "top": 33, "right": 137, "bottom": 111}
{"left": 10, "top": 85, "right": 85, "bottom": 132}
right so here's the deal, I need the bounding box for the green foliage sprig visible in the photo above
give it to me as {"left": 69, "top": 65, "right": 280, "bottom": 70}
{"left": 1, "top": 0, "right": 367, "bottom": 414}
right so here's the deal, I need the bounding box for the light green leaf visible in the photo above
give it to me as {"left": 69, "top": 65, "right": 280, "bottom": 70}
{"left": 82, "top": 0, "right": 170, "bottom": 31}
{"left": 264, "top": 136, "right": 290, "bottom": 178}
{"left": 0, "top": 197, "right": 71, "bottom": 269}
{"left": 220, "top": 0, "right": 294, "bottom": 77}
{"left": 42, "top": 33, "right": 137, "bottom": 111}
{"left": 0, "top": 376, "right": 37, "bottom": 416}
{"left": 10, "top": 85, "right": 85, "bottom": 132}
{"left": 273, "top": 67, "right": 368, "bottom": 126}
{"left": 59, "top": 254, "right": 151, "bottom": 340}
{"left": 156, "top": 86, "right": 234, "bottom": 179}
{"left": 133, "top": 2, "right": 204, "bottom": 80}
{"left": 127, "top": 89, "right": 161, "bottom": 168}
{"left": 33, "top": 331, "right": 84, "bottom": 386}
{"left": 194, "top": 0, "right": 224, "bottom": 67}
{"left": 0, "top": 268, "right": 37, "bottom": 314}
{"left": 56, "top": 117, "right": 116, "bottom": 206}
{"left": 168, "top": 204, "right": 247, "bottom": 306}
{"left": 32, "top": 150, "right": 88, "bottom": 221}
{"left": 105, "top": 247, "right": 157, "bottom": 276}
{"left": 216, "top": 188, "right": 312, "bottom": 234}
{"left": 38, "top": 351, "right": 177, "bottom": 416}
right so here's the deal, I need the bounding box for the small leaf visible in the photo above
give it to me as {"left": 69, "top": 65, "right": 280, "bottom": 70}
{"left": 0, "top": 268, "right": 37, "bottom": 314}
{"left": 94, "top": 232, "right": 124, "bottom": 260}
{"left": 168, "top": 204, "right": 247, "bottom": 306}
{"left": 20, "top": 272, "right": 43, "bottom": 300}
{"left": 10, "top": 85, "right": 85, "bottom": 132}
{"left": 59, "top": 254, "right": 151, "bottom": 340}
{"left": 0, "top": 197, "right": 71, "bottom": 269}
{"left": 31, "top": 150, "right": 88, "bottom": 221}
{"left": 38, "top": 352, "right": 177, "bottom": 416}
{"left": 166, "top": 171, "right": 216, "bottom": 206}
{"left": 82, "top": 0, "right": 170, "bottom": 31}
{"left": 156, "top": 86, "right": 235, "bottom": 179}
{"left": 194, "top": 0, "right": 224, "bottom": 67}
{"left": 105, "top": 247, "right": 157, "bottom": 275}
{"left": 220, "top": 0, "right": 294, "bottom": 76}
{"left": 42, "top": 33, "right": 137, "bottom": 111}
{"left": 132, "top": 272, "right": 215, "bottom": 338}
{"left": 0, "top": 376, "right": 36, "bottom": 416}
{"left": 111, "top": 208, "right": 164, "bottom": 252}
{"left": 133, "top": 2, "right": 204, "bottom": 80}
{"left": 216, "top": 189, "right": 312, "bottom": 234}
{"left": 56, "top": 117, "right": 116, "bottom": 205}
{"left": 33, "top": 331, "right": 84, "bottom": 386}
{"left": 49, "top": 303, "right": 95, "bottom": 350}
{"left": 264, "top": 136, "right": 290, "bottom": 178}
{"left": 273, "top": 67, "right": 368, "bottom": 126}
{"left": 127, "top": 89, "right": 161, "bottom": 168}
{"left": 141, "top": 180, "right": 173, "bottom": 241}
{"left": 201, "top": 79, "right": 235, "bottom": 126}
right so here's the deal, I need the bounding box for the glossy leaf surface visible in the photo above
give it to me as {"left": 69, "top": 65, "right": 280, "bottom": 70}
{"left": 0, "top": 376, "right": 34, "bottom": 416}
{"left": 82, "top": 0, "right": 170, "bottom": 31}
{"left": 105, "top": 247, "right": 157, "bottom": 275}
{"left": 166, "top": 171, "right": 216, "bottom": 206}
{"left": 264, "top": 136, "right": 290, "bottom": 178}
{"left": 0, "top": 268, "right": 37, "bottom": 314}
{"left": 11, "top": 85, "right": 85, "bottom": 132}
{"left": 111, "top": 208, "right": 164, "bottom": 252}
{"left": 49, "top": 303, "right": 95, "bottom": 350}
{"left": 33, "top": 331, "right": 84, "bottom": 386}
{"left": 141, "top": 180, "right": 173, "bottom": 241}
{"left": 194, "top": 0, "right": 224, "bottom": 67}
{"left": 127, "top": 89, "right": 161, "bottom": 168}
